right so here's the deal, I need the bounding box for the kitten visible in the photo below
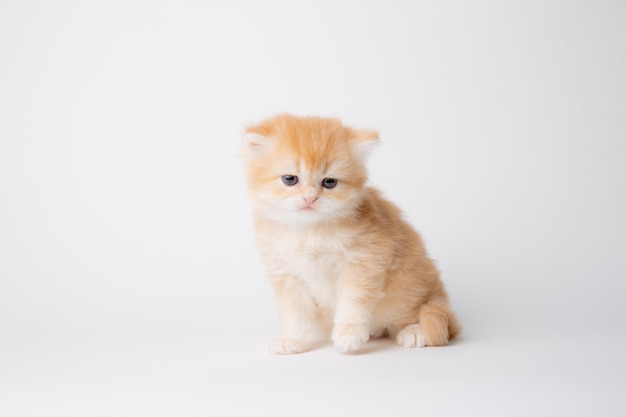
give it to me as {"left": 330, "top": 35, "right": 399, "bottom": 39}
{"left": 242, "top": 114, "right": 460, "bottom": 354}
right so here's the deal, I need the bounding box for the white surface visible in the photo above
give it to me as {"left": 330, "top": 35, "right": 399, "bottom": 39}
{"left": 1, "top": 1, "right": 625, "bottom": 416}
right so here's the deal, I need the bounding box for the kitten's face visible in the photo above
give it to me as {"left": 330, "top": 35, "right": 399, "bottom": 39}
{"left": 243, "top": 115, "right": 378, "bottom": 226}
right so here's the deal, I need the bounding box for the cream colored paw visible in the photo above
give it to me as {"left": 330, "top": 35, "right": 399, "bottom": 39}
{"left": 396, "top": 324, "right": 426, "bottom": 348}
{"left": 268, "top": 338, "right": 311, "bottom": 355}
{"left": 332, "top": 324, "right": 369, "bottom": 352}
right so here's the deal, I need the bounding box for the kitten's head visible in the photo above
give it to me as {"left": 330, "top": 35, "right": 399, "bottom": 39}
{"left": 242, "top": 114, "right": 378, "bottom": 226}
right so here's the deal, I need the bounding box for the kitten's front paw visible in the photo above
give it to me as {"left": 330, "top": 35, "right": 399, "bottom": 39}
{"left": 268, "top": 338, "right": 311, "bottom": 355}
{"left": 332, "top": 324, "right": 369, "bottom": 352}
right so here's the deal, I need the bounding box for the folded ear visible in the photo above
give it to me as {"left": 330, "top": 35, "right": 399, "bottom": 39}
{"left": 350, "top": 128, "right": 380, "bottom": 159}
{"left": 242, "top": 132, "right": 273, "bottom": 157}
{"left": 353, "top": 129, "right": 379, "bottom": 142}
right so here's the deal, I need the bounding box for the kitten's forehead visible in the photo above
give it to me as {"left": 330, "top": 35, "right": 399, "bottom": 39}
{"left": 283, "top": 129, "right": 350, "bottom": 167}
{"left": 298, "top": 159, "right": 333, "bottom": 179}
{"left": 280, "top": 152, "right": 350, "bottom": 179}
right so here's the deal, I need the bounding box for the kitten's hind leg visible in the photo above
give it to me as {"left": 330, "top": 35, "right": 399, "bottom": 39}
{"left": 395, "top": 300, "right": 459, "bottom": 348}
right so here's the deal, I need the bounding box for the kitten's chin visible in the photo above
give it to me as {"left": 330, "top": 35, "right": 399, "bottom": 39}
{"left": 257, "top": 207, "right": 327, "bottom": 226}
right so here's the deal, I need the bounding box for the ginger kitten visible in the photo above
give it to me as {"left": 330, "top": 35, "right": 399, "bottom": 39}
{"left": 242, "top": 114, "right": 460, "bottom": 354}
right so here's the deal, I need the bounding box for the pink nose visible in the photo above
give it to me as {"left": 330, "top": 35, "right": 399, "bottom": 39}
{"left": 303, "top": 196, "right": 318, "bottom": 205}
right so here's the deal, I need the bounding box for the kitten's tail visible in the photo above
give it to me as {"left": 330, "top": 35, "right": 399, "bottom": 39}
{"left": 419, "top": 299, "right": 461, "bottom": 346}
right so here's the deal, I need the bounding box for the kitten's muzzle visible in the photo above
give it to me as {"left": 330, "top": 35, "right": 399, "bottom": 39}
{"left": 301, "top": 196, "right": 318, "bottom": 209}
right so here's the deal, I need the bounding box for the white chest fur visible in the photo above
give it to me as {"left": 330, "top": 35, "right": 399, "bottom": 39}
{"left": 259, "top": 226, "right": 352, "bottom": 308}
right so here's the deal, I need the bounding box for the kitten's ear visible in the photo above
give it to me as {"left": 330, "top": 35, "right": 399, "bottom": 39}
{"left": 353, "top": 129, "right": 379, "bottom": 142}
{"left": 350, "top": 128, "right": 380, "bottom": 159}
{"left": 242, "top": 132, "right": 273, "bottom": 157}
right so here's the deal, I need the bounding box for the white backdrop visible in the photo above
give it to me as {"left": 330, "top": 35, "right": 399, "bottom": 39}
{"left": 1, "top": 1, "right": 625, "bottom": 416}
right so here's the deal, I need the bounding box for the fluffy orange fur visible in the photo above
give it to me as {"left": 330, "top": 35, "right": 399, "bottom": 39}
{"left": 243, "top": 114, "right": 460, "bottom": 354}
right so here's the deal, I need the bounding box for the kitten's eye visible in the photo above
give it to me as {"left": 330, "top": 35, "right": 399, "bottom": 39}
{"left": 322, "top": 178, "right": 338, "bottom": 189}
{"left": 281, "top": 175, "right": 299, "bottom": 186}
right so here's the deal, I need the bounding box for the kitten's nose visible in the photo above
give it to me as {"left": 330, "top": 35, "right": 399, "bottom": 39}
{"left": 303, "top": 196, "right": 318, "bottom": 205}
